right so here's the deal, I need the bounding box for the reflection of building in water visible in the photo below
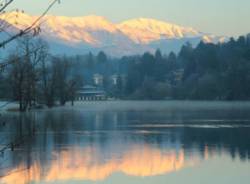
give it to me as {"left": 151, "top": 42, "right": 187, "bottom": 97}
{"left": 76, "top": 85, "right": 107, "bottom": 101}
{"left": 94, "top": 113, "right": 102, "bottom": 127}
{"left": 0, "top": 146, "right": 200, "bottom": 184}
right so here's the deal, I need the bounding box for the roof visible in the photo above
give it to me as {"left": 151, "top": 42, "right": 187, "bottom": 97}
{"left": 77, "top": 85, "right": 106, "bottom": 95}
{"left": 77, "top": 90, "right": 105, "bottom": 94}
{"left": 81, "top": 85, "right": 97, "bottom": 89}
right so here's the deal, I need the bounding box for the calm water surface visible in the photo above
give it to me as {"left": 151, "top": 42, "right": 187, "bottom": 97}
{"left": 0, "top": 101, "right": 250, "bottom": 184}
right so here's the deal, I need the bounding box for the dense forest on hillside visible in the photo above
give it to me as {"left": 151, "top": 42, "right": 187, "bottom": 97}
{"left": 65, "top": 34, "right": 250, "bottom": 100}
{"left": 122, "top": 34, "right": 250, "bottom": 100}
{"left": 0, "top": 34, "right": 250, "bottom": 110}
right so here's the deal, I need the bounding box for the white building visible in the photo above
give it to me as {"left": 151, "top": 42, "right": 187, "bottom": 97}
{"left": 93, "top": 74, "right": 103, "bottom": 86}
{"left": 110, "top": 74, "right": 119, "bottom": 85}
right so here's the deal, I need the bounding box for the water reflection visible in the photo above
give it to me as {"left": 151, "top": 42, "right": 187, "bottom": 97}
{"left": 1, "top": 147, "right": 194, "bottom": 184}
{"left": 0, "top": 102, "right": 250, "bottom": 184}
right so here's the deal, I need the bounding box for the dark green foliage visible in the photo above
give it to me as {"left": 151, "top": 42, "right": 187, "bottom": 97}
{"left": 1, "top": 34, "right": 250, "bottom": 102}
{"left": 124, "top": 34, "right": 250, "bottom": 100}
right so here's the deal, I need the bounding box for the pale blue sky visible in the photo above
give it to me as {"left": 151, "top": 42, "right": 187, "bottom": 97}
{"left": 9, "top": 0, "right": 250, "bottom": 37}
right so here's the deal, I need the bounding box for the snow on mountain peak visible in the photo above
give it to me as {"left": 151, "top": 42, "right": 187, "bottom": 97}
{"left": 41, "top": 15, "right": 118, "bottom": 45}
{"left": 0, "top": 13, "right": 201, "bottom": 44}
{"left": 117, "top": 18, "right": 200, "bottom": 43}
{"left": 0, "top": 11, "right": 37, "bottom": 29}
{"left": 0, "top": 12, "right": 226, "bottom": 56}
{"left": 45, "top": 15, "right": 116, "bottom": 31}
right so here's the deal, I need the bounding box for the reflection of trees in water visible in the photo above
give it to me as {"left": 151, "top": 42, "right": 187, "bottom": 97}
{"left": 0, "top": 112, "right": 37, "bottom": 180}
{"left": 180, "top": 127, "right": 250, "bottom": 161}
{"left": 0, "top": 109, "right": 250, "bottom": 181}
{"left": 0, "top": 113, "right": 36, "bottom": 153}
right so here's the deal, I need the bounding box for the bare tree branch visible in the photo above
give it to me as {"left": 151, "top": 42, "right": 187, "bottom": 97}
{"left": 0, "top": 0, "right": 59, "bottom": 49}
{"left": 0, "top": 40, "right": 48, "bottom": 71}
{"left": 0, "top": 0, "right": 14, "bottom": 13}
{"left": 0, "top": 0, "right": 60, "bottom": 70}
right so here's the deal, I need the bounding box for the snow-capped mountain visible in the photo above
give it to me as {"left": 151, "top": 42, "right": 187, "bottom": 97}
{"left": 117, "top": 18, "right": 201, "bottom": 44}
{"left": 0, "top": 12, "right": 226, "bottom": 56}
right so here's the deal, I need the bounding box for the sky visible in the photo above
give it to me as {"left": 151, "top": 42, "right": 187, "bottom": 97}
{"left": 9, "top": 0, "right": 250, "bottom": 37}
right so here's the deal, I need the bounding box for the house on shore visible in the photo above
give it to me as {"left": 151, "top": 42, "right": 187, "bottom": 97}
{"left": 76, "top": 85, "right": 107, "bottom": 101}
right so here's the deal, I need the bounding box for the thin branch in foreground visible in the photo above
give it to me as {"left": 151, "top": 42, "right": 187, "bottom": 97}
{"left": 0, "top": 42, "right": 48, "bottom": 70}
{"left": 0, "top": 0, "right": 60, "bottom": 49}
{"left": 0, "top": 0, "right": 14, "bottom": 13}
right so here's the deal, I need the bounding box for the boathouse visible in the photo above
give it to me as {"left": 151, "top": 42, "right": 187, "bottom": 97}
{"left": 76, "top": 85, "right": 107, "bottom": 101}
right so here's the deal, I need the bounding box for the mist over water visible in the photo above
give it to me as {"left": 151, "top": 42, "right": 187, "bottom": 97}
{"left": 0, "top": 101, "right": 250, "bottom": 184}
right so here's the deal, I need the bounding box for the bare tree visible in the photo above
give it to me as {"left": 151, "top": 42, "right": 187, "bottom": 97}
{"left": 52, "top": 57, "right": 69, "bottom": 106}
{"left": 9, "top": 36, "right": 48, "bottom": 111}
{"left": 67, "top": 75, "right": 82, "bottom": 106}
{"left": 39, "top": 50, "right": 56, "bottom": 108}
{"left": 52, "top": 57, "right": 82, "bottom": 106}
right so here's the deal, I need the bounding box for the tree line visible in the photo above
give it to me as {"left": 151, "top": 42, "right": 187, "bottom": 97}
{"left": 64, "top": 34, "right": 250, "bottom": 101}
{"left": 0, "top": 34, "right": 250, "bottom": 111}
{"left": 122, "top": 35, "right": 250, "bottom": 100}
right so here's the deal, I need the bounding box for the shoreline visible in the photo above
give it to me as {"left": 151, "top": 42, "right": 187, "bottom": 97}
{"left": 2, "top": 100, "right": 250, "bottom": 113}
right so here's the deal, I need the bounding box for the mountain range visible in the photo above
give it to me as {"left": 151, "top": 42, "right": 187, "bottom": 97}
{"left": 0, "top": 12, "right": 226, "bottom": 56}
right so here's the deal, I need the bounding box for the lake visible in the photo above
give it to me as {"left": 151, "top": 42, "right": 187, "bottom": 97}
{"left": 0, "top": 101, "right": 250, "bottom": 184}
